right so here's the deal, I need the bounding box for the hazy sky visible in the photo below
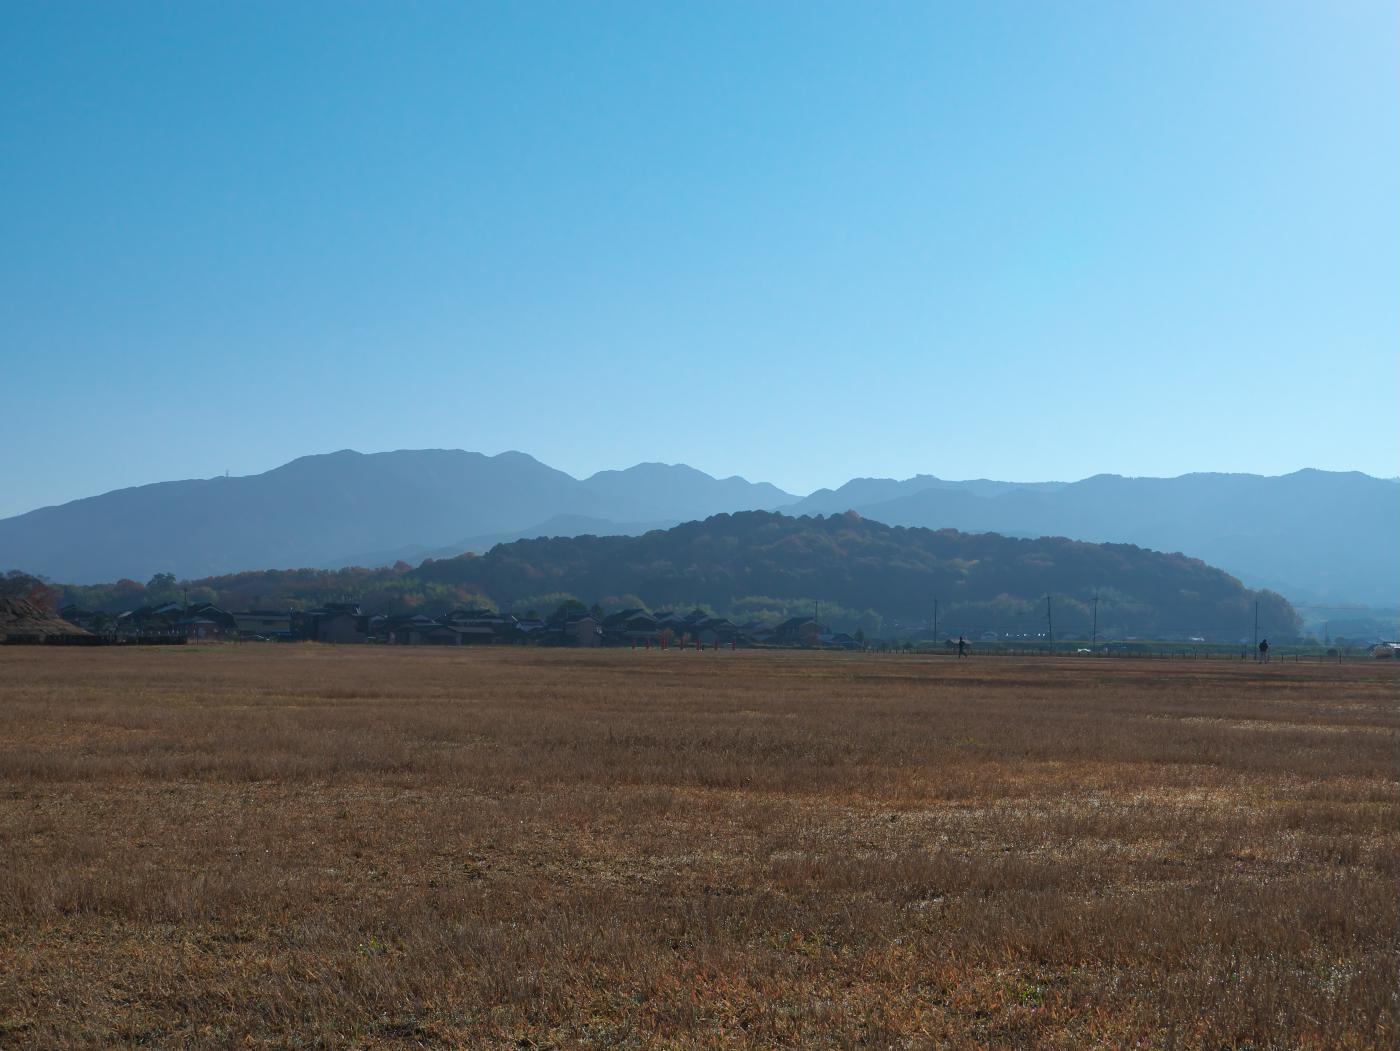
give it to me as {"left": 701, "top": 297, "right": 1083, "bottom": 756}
{"left": 2, "top": 2, "right": 1396, "bottom": 517}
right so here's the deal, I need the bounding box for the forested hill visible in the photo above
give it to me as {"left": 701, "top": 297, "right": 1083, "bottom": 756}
{"left": 417, "top": 511, "right": 1298, "bottom": 640}
{"left": 39, "top": 511, "right": 1299, "bottom": 640}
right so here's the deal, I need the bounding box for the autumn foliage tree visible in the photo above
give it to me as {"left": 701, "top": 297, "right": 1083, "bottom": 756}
{"left": 0, "top": 570, "right": 61, "bottom": 612}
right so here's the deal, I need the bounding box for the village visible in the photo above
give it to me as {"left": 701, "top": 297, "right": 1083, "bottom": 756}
{"left": 53, "top": 600, "right": 865, "bottom": 649}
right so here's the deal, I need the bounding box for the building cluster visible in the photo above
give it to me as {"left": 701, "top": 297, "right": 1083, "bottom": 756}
{"left": 57, "top": 601, "right": 866, "bottom": 649}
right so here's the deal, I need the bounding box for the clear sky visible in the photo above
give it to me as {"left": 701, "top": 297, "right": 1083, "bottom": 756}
{"left": 2, "top": 1, "right": 1396, "bottom": 516}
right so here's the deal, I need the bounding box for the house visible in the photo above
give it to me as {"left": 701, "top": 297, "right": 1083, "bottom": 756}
{"left": 386, "top": 613, "right": 438, "bottom": 643}
{"left": 442, "top": 610, "right": 519, "bottom": 643}
{"left": 769, "top": 617, "right": 825, "bottom": 647}
{"left": 175, "top": 616, "right": 217, "bottom": 641}
{"left": 302, "top": 605, "right": 367, "bottom": 644}
{"left": 650, "top": 611, "right": 690, "bottom": 640}
{"left": 233, "top": 609, "right": 293, "bottom": 639}
{"left": 442, "top": 607, "right": 497, "bottom": 624}
{"left": 402, "top": 624, "right": 465, "bottom": 646}
{"left": 382, "top": 610, "right": 524, "bottom": 646}
{"left": 316, "top": 613, "right": 367, "bottom": 644}
{"left": 175, "top": 615, "right": 226, "bottom": 641}
{"left": 694, "top": 618, "right": 743, "bottom": 646}
{"left": 116, "top": 602, "right": 184, "bottom": 635}
{"left": 819, "top": 632, "right": 861, "bottom": 650}
{"left": 602, "top": 608, "right": 660, "bottom": 645}
{"left": 513, "top": 617, "right": 545, "bottom": 642}
{"left": 451, "top": 625, "right": 502, "bottom": 644}
{"left": 567, "top": 614, "right": 601, "bottom": 647}
{"left": 180, "top": 604, "right": 237, "bottom": 639}
{"left": 543, "top": 612, "right": 601, "bottom": 647}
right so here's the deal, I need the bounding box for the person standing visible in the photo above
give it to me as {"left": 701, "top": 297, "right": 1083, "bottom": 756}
{"left": 1258, "top": 638, "right": 1270, "bottom": 663}
{"left": 957, "top": 635, "right": 968, "bottom": 658}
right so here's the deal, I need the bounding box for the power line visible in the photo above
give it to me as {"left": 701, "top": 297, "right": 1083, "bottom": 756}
{"left": 1291, "top": 603, "right": 1384, "bottom": 611}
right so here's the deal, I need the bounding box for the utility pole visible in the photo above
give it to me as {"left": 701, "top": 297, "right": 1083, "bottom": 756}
{"left": 1091, "top": 592, "right": 1098, "bottom": 647}
{"left": 1046, "top": 595, "right": 1054, "bottom": 652}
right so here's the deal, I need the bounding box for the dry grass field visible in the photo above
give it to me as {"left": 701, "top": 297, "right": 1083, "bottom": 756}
{"left": 0, "top": 646, "right": 1396, "bottom": 1049}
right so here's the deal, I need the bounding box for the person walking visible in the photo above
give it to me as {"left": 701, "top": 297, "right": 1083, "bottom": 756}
{"left": 1258, "top": 638, "right": 1270, "bottom": 663}
{"left": 957, "top": 635, "right": 968, "bottom": 658}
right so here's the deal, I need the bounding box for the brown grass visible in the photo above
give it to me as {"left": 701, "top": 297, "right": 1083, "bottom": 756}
{"left": 0, "top": 646, "right": 1396, "bottom": 1048}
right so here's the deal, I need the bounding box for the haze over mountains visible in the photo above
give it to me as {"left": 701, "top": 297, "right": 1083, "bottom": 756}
{"left": 0, "top": 451, "right": 792, "bottom": 585}
{"left": 789, "top": 470, "right": 1399, "bottom": 606}
{"left": 0, "top": 449, "right": 1394, "bottom": 606}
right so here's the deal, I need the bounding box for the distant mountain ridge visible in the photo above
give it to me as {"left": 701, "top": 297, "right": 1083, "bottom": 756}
{"left": 794, "top": 475, "right": 1068, "bottom": 514}
{"left": 0, "top": 451, "right": 1393, "bottom": 605}
{"left": 323, "top": 514, "right": 676, "bottom": 571}
{"left": 824, "top": 469, "right": 1398, "bottom": 605}
{"left": 0, "top": 449, "right": 795, "bottom": 584}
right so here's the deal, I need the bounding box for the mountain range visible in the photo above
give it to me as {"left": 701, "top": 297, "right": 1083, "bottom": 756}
{"left": 0, "top": 450, "right": 790, "bottom": 585}
{"left": 0, "top": 449, "right": 1394, "bottom": 605}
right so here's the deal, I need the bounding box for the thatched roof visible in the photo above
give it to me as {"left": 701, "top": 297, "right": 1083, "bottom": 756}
{"left": 0, "top": 597, "right": 89, "bottom": 638}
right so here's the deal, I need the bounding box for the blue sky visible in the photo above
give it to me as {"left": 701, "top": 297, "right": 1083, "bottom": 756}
{"left": 2, "top": 1, "right": 1395, "bottom": 516}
